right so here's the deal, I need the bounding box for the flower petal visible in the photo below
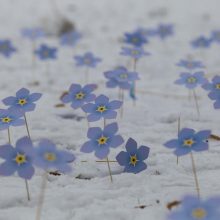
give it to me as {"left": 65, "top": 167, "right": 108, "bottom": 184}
{"left": 178, "top": 128, "right": 195, "bottom": 139}
{"left": 104, "top": 122, "right": 118, "bottom": 134}
{"left": 11, "top": 119, "right": 25, "bottom": 126}
{"left": 95, "top": 147, "right": 110, "bottom": 159}
{"left": 16, "top": 136, "right": 33, "bottom": 156}
{"left": 137, "top": 146, "right": 150, "bottom": 160}
{"left": 109, "top": 100, "right": 123, "bottom": 110}
{"left": 104, "top": 110, "right": 117, "bottom": 119}
{"left": 195, "top": 130, "right": 211, "bottom": 140}
{"left": 95, "top": 95, "right": 109, "bottom": 104}
{"left": 82, "top": 103, "right": 95, "bottom": 113}
{"left": 18, "top": 165, "right": 35, "bottom": 180}
{"left": 87, "top": 127, "right": 102, "bottom": 139}
{"left": 87, "top": 113, "right": 101, "bottom": 122}
{"left": 29, "top": 93, "right": 42, "bottom": 102}
{"left": 110, "top": 135, "right": 124, "bottom": 148}
{"left": 193, "top": 142, "right": 208, "bottom": 152}
{"left": 116, "top": 151, "right": 129, "bottom": 166}
{"left": 0, "top": 161, "right": 16, "bottom": 176}
{"left": 164, "top": 139, "right": 179, "bottom": 148}
{"left": 59, "top": 151, "right": 75, "bottom": 163}
{"left": 174, "top": 147, "right": 190, "bottom": 156}
{"left": 0, "top": 144, "right": 15, "bottom": 159}
{"left": 16, "top": 88, "right": 30, "bottom": 98}
{"left": 81, "top": 141, "right": 95, "bottom": 153}
{"left": 2, "top": 96, "right": 16, "bottom": 106}
{"left": 125, "top": 138, "right": 138, "bottom": 154}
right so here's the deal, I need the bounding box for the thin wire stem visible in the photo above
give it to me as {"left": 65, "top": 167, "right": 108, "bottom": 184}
{"left": 193, "top": 89, "right": 200, "bottom": 118}
{"left": 177, "top": 115, "right": 181, "bottom": 165}
{"left": 7, "top": 127, "right": 11, "bottom": 144}
{"left": 85, "top": 113, "right": 89, "bottom": 128}
{"left": 35, "top": 172, "right": 48, "bottom": 220}
{"left": 120, "top": 89, "right": 124, "bottom": 118}
{"left": 190, "top": 152, "right": 200, "bottom": 199}
{"left": 32, "top": 41, "right": 36, "bottom": 69}
{"left": 106, "top": 157, "right": 113, "bottom": 183}
{"left": 8, "top": 126, "right": 31, "bottom": 201}
{"left": 24, "top": 113, "right": 31, "bottom": 139}
{"left": 25, "top": 179, "right": 31, "bottom": 201}
{"left": 133, "top": 58, "right": 137, "bottom": 106}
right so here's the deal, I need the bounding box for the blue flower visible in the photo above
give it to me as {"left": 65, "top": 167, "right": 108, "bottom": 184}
{"left": 191, "top": 36, "right": 212, "bottom": 49}
{"left": 155, "top": 24, "right": 174, "bottom": 39}
{"left": 116, "top": 138, "right": 150, "bottom": 174}
{"left": 60, "top": 31, "right": 81, "bottom": 47}
{"left": 74, "top": 52, "right": 102, "bottom": 68}
{"left": 0, "top": 137, "right": 35, "bottom": 179}
{"left": 120, "top": 47, "right": 151, "bottom": 60}
{"left": 61, "top": 84, "right": 96, "bottom": 109}
{"left": 82, "top": 95, "right": 122, "bottom": 122}
{"left": 211, "top": 30, "right": 220, "bottom": 43}
{"left": 104, "top": 66, "right": 139, "bottom": 90}
{"left": 0, "top": 40, "right": 16, "bottom": 58}
{"left": 35, "top": 44, "right": 57, "bottom": 60}
{"left": 34, "top": 139, "right": 75, "bottom": 173}
{"left": 0, "top": 108, "right": 25, "bottom": 130}
{"left": 81, "top": 122, "right": 124, "bottom": 159}
{"left": 2, "top": 88, "right": 42, "bottom": 113}
{"left": 202, "top": 76, "right": 220, "bottom": 108}
{"left": 176, "top": 59, "right": 205, "bottom": 70}
{"left": 203, "top": 75, "right": 220, "bottom": 92}
{"left": 167, "top": 195, "right": 220, "bottom": 220}
{"left": 21, "top": 27, "right": 45, "bottom": 40}
{"left": 175, "top": 72, "right": 207, "bottom": 89}
{"left": 143, "top": 24, "right": 174, "bottom": 39}
{"left": 164, "top": 128, "right": 211, "bottom": 156}
{"left": 124, "top": 31, "right": 148, "bottom": 47}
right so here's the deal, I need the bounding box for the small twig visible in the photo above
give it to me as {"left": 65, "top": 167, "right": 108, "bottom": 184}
{"left": 193, "top": 89, "right": 200, "bottom": 118}
{"left": 106, "top": 157, "right": 113, "bottom": 183}
{"left": 177, "top": 115, "right": 181, "bottom": 165}
{"left": 190, "top": 152, "right": 200, "bottom": 199}
{"left": 7, "top": 128, "right": 11, "bottom": 144}
{"left": 25, "top": 179, "right": 31, "bottom": 201}
{"left": 24, "top": 113, "right": 31, "bottom": 139}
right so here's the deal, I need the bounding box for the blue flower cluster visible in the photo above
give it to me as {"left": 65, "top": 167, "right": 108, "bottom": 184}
{"left": 0, "top": 88, "right": 42, "bottom": 131}
{"left": 191, "top": 29, "right": 220, "bottom": 49}
{"left": 0, "top": 136, "right": 75, "bottom": 179}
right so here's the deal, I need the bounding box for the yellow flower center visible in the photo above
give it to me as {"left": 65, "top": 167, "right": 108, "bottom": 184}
{"left": 44, "top": 152, "right": 56, "bottom": 162}
{"left": 187, "top": 62, "right": 193, "bottom": 68}
{"left": 18, "top": 98, "right": 27, "bottom": 106}
{"left": 15, "top": 153, "right": 26, "bottom": 165}
{"left": 132, "top": 37, "right": 138, "bottom": 43}
{"left": 120, "top": 73, "right": 128, "bottom": 79}
{"left": 75, "top": 92, "right": 85, "bottom": 100}
{"left": 43, "top": 50, "right": 49, "bottom": 57}
{"left": 1, "top": 117, "right": 12, "bottom": 123}
{"left": 192, "top": 208, "right": 207, "bottom": 219}
{"left": 216, "top": 83, "right": 220, "bottom": 89}
{"left": 96, "top": 105, "right": 107, "bottom": 113}
{"left": 129, "top": 155, "right": 138, "bottom": 166}
{"left": 131, "top": 50, "right": 139, "bottom": 55}
{"left": 97, "top": 136, "right": 109, "bottom": 145}
{"left": 183, "top": 139, "right": 195, "bottom": 147}
{"left": 187, "top": 77, "right": 196, "bottom": 83}
{"left": 84, "top": 58, "right": 91, "bottom": 64}
{"left": 0, "top": 44, "right": 8, "bottom": 51}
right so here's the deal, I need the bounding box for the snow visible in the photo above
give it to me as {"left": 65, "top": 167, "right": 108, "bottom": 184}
{"left": 0, "top": 0, "right": 220, "bottom": 219}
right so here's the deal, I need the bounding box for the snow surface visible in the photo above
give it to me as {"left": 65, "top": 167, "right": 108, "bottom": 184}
{"left": 0, "top": 0, "right": 220, "bottom": 219}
